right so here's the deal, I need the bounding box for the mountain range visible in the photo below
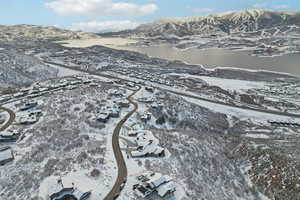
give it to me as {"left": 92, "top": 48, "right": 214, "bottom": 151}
{"left": 130, "top": 10, "right": 300, "bottom": 38}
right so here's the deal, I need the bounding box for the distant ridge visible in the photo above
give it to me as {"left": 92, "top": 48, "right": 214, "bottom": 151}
{"left": 0, "top": 24, "right": 98, "bottom": 41}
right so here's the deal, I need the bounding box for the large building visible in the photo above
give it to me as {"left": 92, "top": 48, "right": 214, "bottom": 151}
{"left": 133, "top": 172, "right": 176, "bottom": 198}
{"left": 47, "top": 177, "right": 91, "bottom": 200}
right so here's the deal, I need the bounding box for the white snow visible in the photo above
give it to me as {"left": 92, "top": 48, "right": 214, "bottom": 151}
{"left": 47, "top": 63, "right": 83, "bottom": 77}
{"left": 183, "top": 96, "right": 300, "bottom": 123}
{"left": 197, "top": 75, "right": 266, "bottom": 92}
{"left": 169, "top": 73, "right": 266, "bottom": 92}
{"left": 244, "top": 133, "right": 270, "bottom": 139}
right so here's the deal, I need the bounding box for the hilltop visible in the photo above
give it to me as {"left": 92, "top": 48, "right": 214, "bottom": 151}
{"left": 0, "top": 24, "right": 98, "bottom": 41}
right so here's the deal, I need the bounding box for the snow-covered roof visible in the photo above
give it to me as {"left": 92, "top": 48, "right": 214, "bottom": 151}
{"left": 148, "top": 175, "right": 172, "bottom": 189}
{"left": 97, "top": 112, "right": 109, "bottom": 119}
{"left": 0, "top": 131, "right": 14, "bottom": 137}
{"left": 157, "top": 181, "right": 176, "bottom": 197}
{"left": 131, "top": 145, "right": 164, "bottom": 157}
{"left": 46, "top": 177, "right": 89, "bottom": 200}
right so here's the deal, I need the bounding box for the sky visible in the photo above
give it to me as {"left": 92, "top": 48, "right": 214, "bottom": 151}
{"left": 1, "top": 0, "right": 300, "bottom": 32}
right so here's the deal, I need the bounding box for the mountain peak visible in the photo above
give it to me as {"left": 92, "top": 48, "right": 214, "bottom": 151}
{"left": 135, "top": 10, "right": 300, "bottom": 37}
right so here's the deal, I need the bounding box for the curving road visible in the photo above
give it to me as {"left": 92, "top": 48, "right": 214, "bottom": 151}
{"left": 0, "top": 107, "right": 15, "bottom": 132}
{"left": 104, "top": 86, "right": 141, "bottom": 200}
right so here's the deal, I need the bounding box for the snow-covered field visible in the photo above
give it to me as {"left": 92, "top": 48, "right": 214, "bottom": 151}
{"left": 59, "top": 38, "right": 138, "bottom": 49}
{"left": 183, "top": 96, "right": 300, "bottom": 123}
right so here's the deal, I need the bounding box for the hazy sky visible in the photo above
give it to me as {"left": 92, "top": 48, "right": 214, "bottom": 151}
{"left": 1, "top": 0, "right": 299, "bottom": 32}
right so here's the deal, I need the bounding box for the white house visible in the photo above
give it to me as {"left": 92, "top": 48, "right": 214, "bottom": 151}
{"left": 47, "top": 177, "right": 91, "bottom": 200}
{"left": 133, "top": 172, "right": 176, "bottom": 198}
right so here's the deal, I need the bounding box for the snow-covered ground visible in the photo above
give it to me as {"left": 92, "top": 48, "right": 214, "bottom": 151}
{"left": 0, "top": 78, "right": 135, "bottom": 200}
{"left": 46, "top": 63, "right": 83, "bottom": 77}
{"left": 183, "top": 96, "right": 300, "bottom": 123}
{"left": 169, "top": 73, "right": 267, "bottom": 92}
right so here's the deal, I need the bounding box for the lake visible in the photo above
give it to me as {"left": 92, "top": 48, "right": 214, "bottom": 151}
{"left": 61, "top": 39, "right": 300, "bottom": 76}
{"left": 124, "top": 45, "right": 300, "bottom": 76}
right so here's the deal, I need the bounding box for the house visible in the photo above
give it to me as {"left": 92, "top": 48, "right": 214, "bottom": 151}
{"left": 27, "top": 109, "right": 42, "bottom": 117}
{"left": 151, "top": 102, "right": 163, "bottom": 109}
{"left": 128, "top": 130, "right": 138, "bottom": 137}
{"left": 19, "top": 115, "right": 38, "bottom": 125}
{"left": 0, "top": 130, "right": 20, "bottom": 142}
{"left": 140, "top": 112, "right": 151, "bottom": 122}
{"left": 137, "top": 97, "right": 155, "bottom": 103}
{"left": 108, "top": 89, "right": 124, "bottom": 97}
{"left": 47, "top": 178, "right": 91, "bottom": 200}
{"left": 157, "top": 181, "right": 176, "bottom": 197}
{"left": 96, "top": 112, "right": 110, "bottom": 123}
{"left": 0, "top": 147, "right": 14, "bottom": 166}
{"left": 131, "top": 144, "right": 165, "bottom": 158}
{"left": 115, "top": 99, "right": 130, "bottom": 108}
{"left": 145, "top": 86, "right": 154, "bottom": 93}
{"left": 19, "top": 101, "right": 38, "bottom": 111}
{"left": 108, "top": 105, "right": 120, "bottom": 118}
{"left": 133, "top": 184, "right": 153, "bottom": 198}
{"left": 133, "top": 172, "right": 176, "bottom": 198}
{"left": 126, "top": 82, "right": 135, "bottom": 88}
{"left": 13, "top": 92, "right": 24, "bottom": 98}
{"left": 131, "top": 130, "right": 165, "bottom": 158}
{"left": 146, "top": 175, "right": 172, "bottom": 189}
{"left": 89, "top": 82, "right": 98, "bottom": 87}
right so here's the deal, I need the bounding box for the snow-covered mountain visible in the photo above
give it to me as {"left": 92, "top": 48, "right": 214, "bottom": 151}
{"left": 0, "top": 24, "right": 98, "bottom": 41}
{"left": 134, "top": 10, "right": 300, "bottom": 37}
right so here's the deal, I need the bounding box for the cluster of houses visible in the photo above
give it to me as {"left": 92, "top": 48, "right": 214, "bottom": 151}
{"left": 268, "top": 120, "right": 300, "bottom": 128}
{"left": 0, "top": 76, "right": 98, "bottom": 104}
{"left": 109, "top": 67, "right": 175, "bottom": 87}
{"left": 17, "top": 100, "right": 42, "bottom": 125}
{"left": 233, "top": 92, "right": 265, "bottom": 105}
{"left": 256, "top": 82, "right": 300, "bottom": 96}
{"left": 128, "top": 130, "right": 165, "bottom": 158}
{"left": 47, "top": 177, "right": 91, "bottom": 200}
{"left": 96, "top": 103, "right": 121, "bottom": 123}
{"left": 95, "top": 88, "right": 131, "bottom": 123}
{"left": 133, "top": 172, "right": 176, "bottom": 198}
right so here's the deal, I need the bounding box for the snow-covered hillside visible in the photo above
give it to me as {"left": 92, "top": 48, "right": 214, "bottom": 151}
{"left": 135, "top": 10, "right": 300, "bottom": 37}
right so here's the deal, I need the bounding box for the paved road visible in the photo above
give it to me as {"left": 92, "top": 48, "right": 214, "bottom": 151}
{"left": 0, "top": 107, "right": 15, "bottom": 132}
{"left": 44, "top": 60, "right": 300, "bottom": 119}
{"left": 104, "top": 86, "right": 141, "bottom": 200}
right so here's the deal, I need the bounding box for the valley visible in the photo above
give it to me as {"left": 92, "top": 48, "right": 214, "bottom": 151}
{"left": 1, "top": 9, "right": 300, "bottom": 200}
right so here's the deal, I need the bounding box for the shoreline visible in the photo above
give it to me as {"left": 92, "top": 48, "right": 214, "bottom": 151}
{"left": 57, "top": 38, "right": 300, "bottom": 78}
